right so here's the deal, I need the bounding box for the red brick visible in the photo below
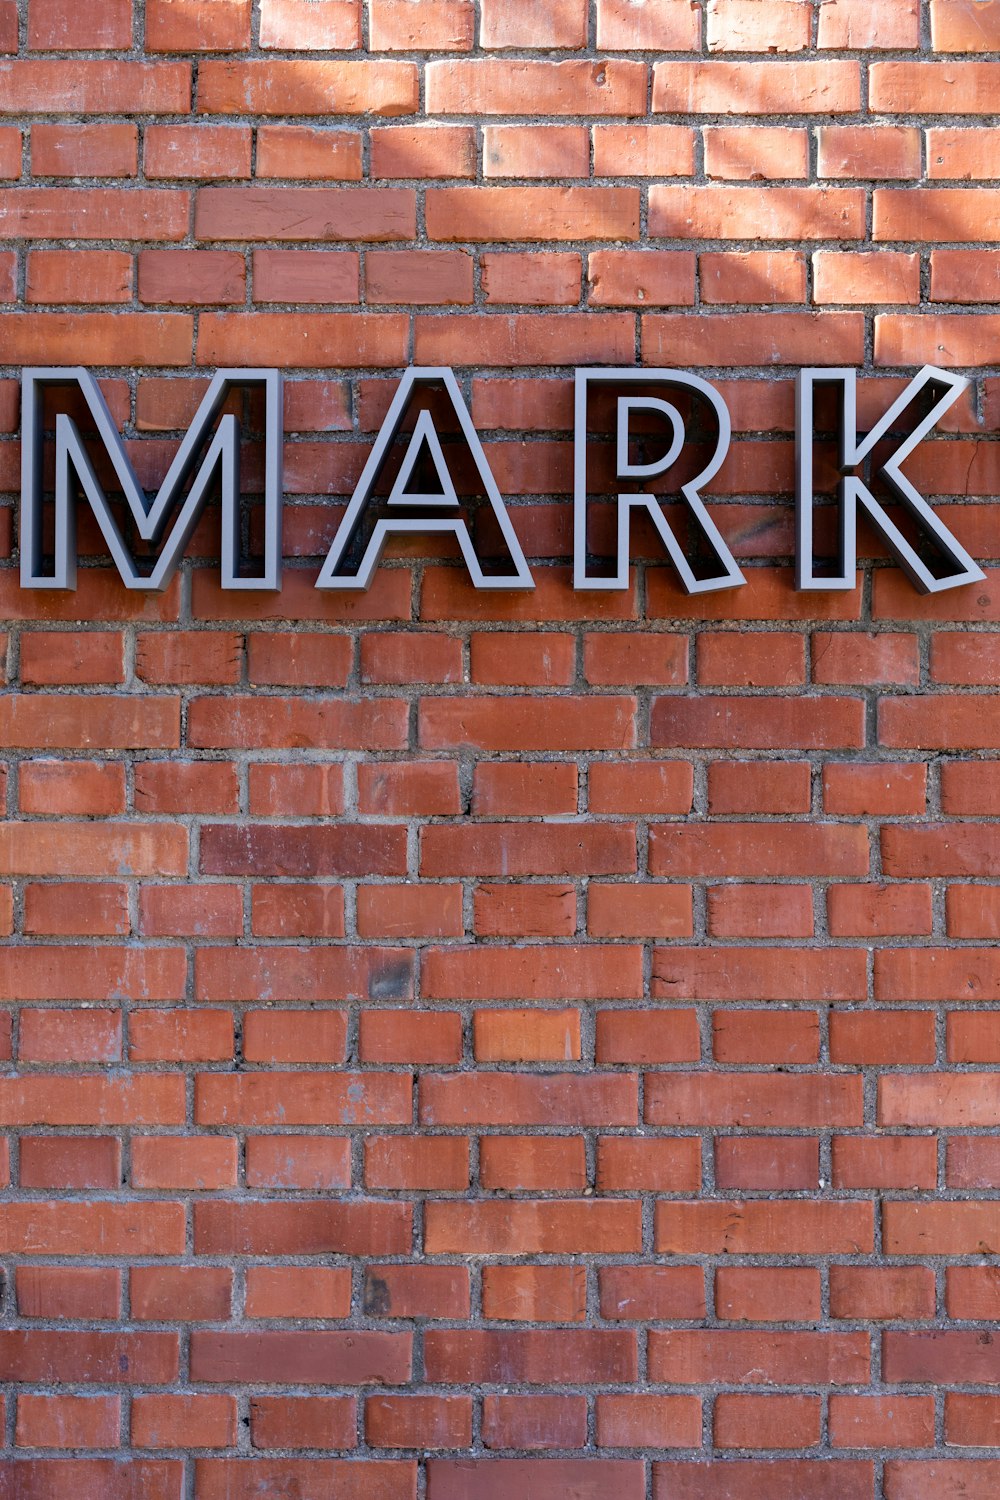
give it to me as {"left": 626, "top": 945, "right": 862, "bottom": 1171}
{"left": 428, "top": 189, "right": 638, "bottom": 246}
{"left": 472, "top": 762, "right": 578, "bottom": 816}
{"left": 481, "top": 252, "right": 581, "bottom": 306}
{"left": 352, "top": 1008, "right": 452, "bottom": 1066}
{"left": 245, "top": 1267, "right": 351, "bottom": 1320}
{"left": 833, "top": 1137, "right": 937, "bottom": 1190}
{"left": 132, "top": 1394, "right": 236, "bottom": 1451}
{"left": 146, "top": 0, "right": 252, "bottom": 50}
{"left": 474, "top": 1008, "right": 581, "bottom": 1063}
{"left": 590, "top": 762, "right": 693, "bottom": 814}
{"left": 650, "top": 823, "right": 868, "bottom": 878}
{"left": 248, "top": 764, "right": 344, "bottom": 817}
{"left": 199, "top": 58, "right": 418, "bottom": 115}
{"left": 597, "top": 1137, "right": 701, "bottom": 1193}
{"left": 473, "top": 883, "right": 577, "bottom": 938}
{"left": 600, "top": 1266, "right": 706, "bottom": 1323}
{"left": 429, "top": 1460, "right": 644, "bottom": 1500}
{"left": 423, "top": 943, "right": 642, "bottom": 1001}
{"left": 701, "top": 250, "right": 807, "bottom": 305}
{"left": 485, "top": 125, "right": 588, "bottom": 180}
{"left": 480, "top": 0, "right": 586, "bottom": 47}
{"left": 134, "top": 762, "right": 238, "bottom": 814}
{"left": 707, "top": 761, "right": 811, "bottom": 814}
{"left": 824, "top": 762, "right": 926, "bottom": 815}
{"left": 250, "top": 1395, "right": 357, "bottom": 1450}
{"left": 815, "top": 250, "right": 920, "bottom": 306}
{"left": 190, "top": 1331, "right": 411, "bottom": 1385}
{"left": 470, "top": 632, "right": 575, "bottom": 686}
{"left": 140, "top": 884, "right": 243, "bottom": 938}
{"left": 357, "top": 886, "right": 464, "bottom": 939}
{"left": 593, "top": 123, "right": 694, "bottom": 175}
{"left": 424, "top": 1201, "right": 642, "bottom": 1256}
{"left": 656, "top": 1201, "right": 874, "bottom": 1256}
{"left": 246, "top": 1136, "right": 351, "bottom": 1191}
{"left": 16, "top": 1394, "right": 120, "bottom": 1451}
{"left": 716, "top": 1267, "right": 821, "bottom": 1323}
{"left": 132, "top": 1137, "right": 237, "bottom": 1191}
{"left": 714, "top": 1393, "right": 821, "bottom": 1451}
{"left": 256, "top": 125, "right": 361, "bottom": 181}
{"left": 24, "top": 883, "right": 129, "bottom": 938}
{"left": 424, "top": 1331, "right": 637, "bottom": 1384}
{"left": 32, "top": 123, "right": 137, "bottom": 177}
{"left": 251, "top": 884, "right": 345, "bottom": 939}
{"left": 712, "top": 1008, "right": 819, "bottom": 1064}
{"left": 647, "top": 1071, "right": 862, "bottom": 1127}
{"left": 20, "top": 631, "right": 124, "bottom": 685}
{"left": 129, "top": 1009, "right": 233, "bottom": 1063}
{"left": 650, "top": 695, "right": 864, "bottom": 749}
{"left": 367, "top": 248, "right": 473, "bottom": 305}
{"left": 145, "top": 124, "right": 251, "bottom": 180}
{"left": 0, "top": 1328, "right": 179, "bottom": 1381}
{"left": 482, "top": 1265, "right": 586, "bottom": 1324}
{"left": 482, "top": 1395, "right": 588, "bottom": 1450}
{"left": 649, "top": 1331, "right": 870, "bottom": 1385}
{"left": 365, "top": 1136, "right": 469, "bottom": 1191}
{"left": 139, "top": 250, "right": 245, "bottom": 306}
{"left": 19, "top": 1136, "right": 121, "bottom": 1191}
{"left": 196, "top": 1070, "right": 412, "bottom": 1125}
{"left": 948, "top": 1264, "right": 1000, "bottom": 1314}
{"left": 479, "top": 1136, "right": 587, "bottom": 1192}
{"left": 705, "top": 126, "right": 809, "bottom": 181}
{"left": 707, "top": 0, "right": 812, "bottom": 51}
{"left": 715, "top": 1137, "right": 819, "bottom": 1191}
{"left": 707, "top": 884, "right": 814, "bottom": 939}
{"left": 830, "top": 1266, "right": 935, "bottom": 1321}
{"left": 423, "top": 823, "right": 632, "bottom": 878}
{"left": 820, "top": 0, "right": 918, "bottom": 46}
{"left": 812, "top": 631, "right": 919, "bottom": 685}
{"left": 28, "top": 0, "right": 132, "bottom": 48}
{"left": 421, "top": 1072, "right": 636, "bottom": 1126}
{"left": 19, "top": 1008, "right": 122, "bottom": 1063}
{"left": 19, "top": 760, "right": 126, "bottom": 816}
{"left": 251, "top": 249, "right": 359, "bottom": 304}
{"left": 0, "top": 61, "right": 191, "bottom": 115}
{"left": 597, "top": 1394, "right": 702, "bottom": 1449}
{"left": 16, "top": 1267, "right": 121, "bottom": 1320}
{"left": 370, "top": 124, "right": 475, "bottom": 178}
{"left": 588, "top": 883, "right": 693, "bottom": 939}
{"left": 931, "top": 0, "right": 1000, "bottom": 49}
{"left": 367, "top": 1395, "right": 471, "bottom": 1450}
{"left": 364, "top": 1266, "right": 470, "bottom": 1321}
{"left": 830, "top": 1395, "right": 934, "bottom": 1451}
{"left": 196, "top": 1461, "right": 415, "bottom": 1500}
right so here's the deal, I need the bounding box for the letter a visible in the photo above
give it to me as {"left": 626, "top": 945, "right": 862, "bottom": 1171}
{"left": 796, "top": 365, "right": 985, "bottom": 594}
{"left": 317, "top": 367, "right": 533, "bottom": 590}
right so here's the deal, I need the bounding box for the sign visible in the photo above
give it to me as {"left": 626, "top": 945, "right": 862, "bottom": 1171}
{"left": 19, "top": 363, "right": 985, "bottom": 598}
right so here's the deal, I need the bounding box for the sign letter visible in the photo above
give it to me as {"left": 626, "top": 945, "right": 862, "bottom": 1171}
{"left": 796, "top": 365, "right": 984, "bottom": 594}
{"left": 574, "top": 368, "right": 743, "bottom": 594}
{"left": 20, "top": 366, "right": 283, "bottom": 592}
{"left": 318, "top": 367, "right": 532, "bottom": 591}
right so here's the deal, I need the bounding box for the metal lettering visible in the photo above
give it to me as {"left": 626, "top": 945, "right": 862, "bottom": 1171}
{"left": 796, "top": 364, "right": 984, "bottom": 594}
{"left": 574, "top": 368, "right": 744, "bottom": 594}
{"left": 318, "top": 366, "right": 532, "bottom": 591}
{"left": 20, "top": 366, "right": 283, "bottom": 591}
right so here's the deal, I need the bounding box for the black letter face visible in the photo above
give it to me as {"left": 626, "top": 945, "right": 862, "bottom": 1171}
{"left": 20, "top": 367, "right": 283, "bottom": 592}
{"left": 318, "top": 367, "right": 533, "bottom": 591}
{"left": 796, "top": 364, "right": 986, "bottom": 595}
{"left": 573, "top": 368, "right": 744, "bottom": 595}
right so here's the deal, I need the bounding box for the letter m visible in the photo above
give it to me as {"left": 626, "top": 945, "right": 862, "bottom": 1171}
{"left": 20, "top": 367, "right": 283, "bottom": 591}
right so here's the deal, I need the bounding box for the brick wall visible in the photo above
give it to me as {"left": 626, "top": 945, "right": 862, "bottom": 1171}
{"left": 0, "top": 1, "right": 999, "bottom": 1497}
